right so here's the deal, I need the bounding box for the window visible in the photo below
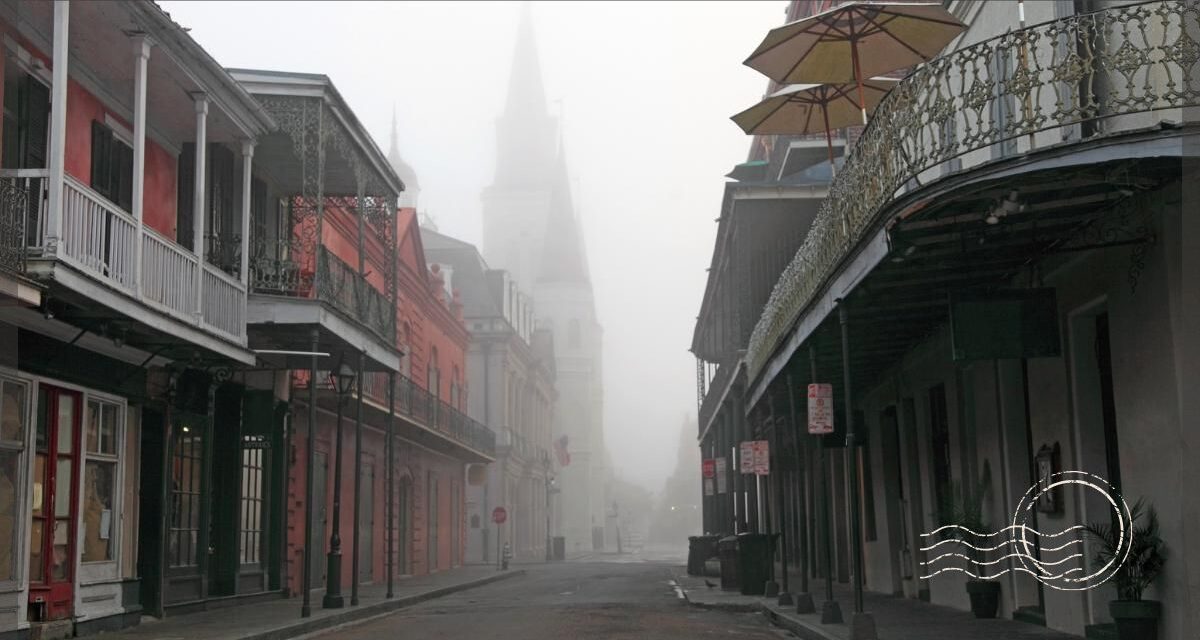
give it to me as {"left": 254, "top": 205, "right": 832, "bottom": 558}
{"left": 427, "top": 471, "right": 438, "bottom": 572}
{"left": 168, "top": 422, "right": 205, "bottom": 568}
{"left": 0, "top": 378, "right": 29, "bottom": 583}
{"left": 928, "top": 384, "right": 953, "bottom": 526}
{"left": 82, "top": 399, "right": 119, "bottom": 562}
{"left": 239, "top": 440, "right": 266, "bottom": 566}
{"left": 2, "top": 67, "right": 49, "bottom": 170}
{"left": 90, "top": 121, "right": 134, "bottom": 212}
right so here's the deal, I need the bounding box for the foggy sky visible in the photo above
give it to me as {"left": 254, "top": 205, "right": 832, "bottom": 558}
{"left": 160, "top": 0, "right": 786, "bottom": 495}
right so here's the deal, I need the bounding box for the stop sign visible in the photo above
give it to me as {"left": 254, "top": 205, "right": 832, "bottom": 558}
{"left": 492, "top": 506, "right": 507, "bottom": 524}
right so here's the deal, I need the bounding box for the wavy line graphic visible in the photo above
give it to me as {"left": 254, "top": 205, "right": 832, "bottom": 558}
{"left": 919, "top": 471, "right": 1132, "bottom": 591}
{"left": 921, "top": 523, "right": 1085, "bottom": 539}
{"left": 920, "top": 535, "right": 1085, "bottom": 554}
{"left": 920, "top": 566, "right": 1086, "bottom": 581}
{"left": 921, "top": 552, "right": 1082, "bottom": 568}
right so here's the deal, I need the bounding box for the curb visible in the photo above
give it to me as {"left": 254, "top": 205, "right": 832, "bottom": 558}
{"left": 673, "top": 573, "right": 841, "bottom": 640}
{"left": 242, "top": 570, "right": 526, "bottom": 640}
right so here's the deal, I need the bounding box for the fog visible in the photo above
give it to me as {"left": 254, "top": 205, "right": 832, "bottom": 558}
{"left": 161, "top": 0, "right": 784, "bottom": 495}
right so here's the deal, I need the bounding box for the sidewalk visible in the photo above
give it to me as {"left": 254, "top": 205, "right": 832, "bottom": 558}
{"left": 672, "top": 569, "right": 1084, "bottom": 640}
{"left": 82, "top": 566, "right": 524, "bottom": 640}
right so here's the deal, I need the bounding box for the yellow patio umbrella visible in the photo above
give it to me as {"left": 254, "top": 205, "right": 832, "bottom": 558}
{"left": 744, "top": 2, "right": 964, "bottom": 125}
{"left": 730, "top": 78, "right": 898, "bottom": 175}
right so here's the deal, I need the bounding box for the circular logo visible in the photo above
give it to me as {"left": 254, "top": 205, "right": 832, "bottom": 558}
{"left": 1009, "top": 470, "right": 1132, "bottom": 591}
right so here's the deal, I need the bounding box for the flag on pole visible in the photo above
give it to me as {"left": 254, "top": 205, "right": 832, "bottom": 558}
{"left": 554, "top": 435, "right": 571, "bottom": 467}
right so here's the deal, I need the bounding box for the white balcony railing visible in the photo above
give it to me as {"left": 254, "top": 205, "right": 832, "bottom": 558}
{"left": 201, "top": 264, "right": 246, "bottom": 342}
{"left": 6, "top": 170, "right": 248, "bottom": 345}
{"left": 141, "top": 226, "right": 199, "bottom": 322}
{"left": 61, "top": 177, "right": 137, "bottom": 294}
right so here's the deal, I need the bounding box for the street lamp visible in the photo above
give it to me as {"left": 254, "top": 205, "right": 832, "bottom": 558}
{"left": 323, "top": 361, "right": 356, "bottom": 609}
{"left": 543, "top": 455, "right": 556, "bottom": 562}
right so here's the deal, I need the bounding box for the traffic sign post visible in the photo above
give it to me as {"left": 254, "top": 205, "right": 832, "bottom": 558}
{"left": 493, "top": 507, "right": 507, "bottom": 570}
{"left": 807, "top": 383, "right": 834, "bottom": 434}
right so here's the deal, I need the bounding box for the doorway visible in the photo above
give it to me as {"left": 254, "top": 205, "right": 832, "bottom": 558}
{"left": 397, "top": 475, "right": 411, "bottom": 575}
{"left": 28, "top": 385, "right": 82, "bottom": 622}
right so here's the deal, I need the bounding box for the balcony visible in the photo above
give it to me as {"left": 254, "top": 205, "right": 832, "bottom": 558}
{"left": 746, "top": 0, "right": 1198, "bottom": 383}
{"left": 306, "top": 370, "right": 495, "bottom": 461}
{"left": 6, "top": 170, "right": 247, "bottom": 344}
{"left": 498, "top": 427, "right": 535, "bottom": 462}
{"left": 698, "top": 358, "right": 737, "bottom": 439}
{"left": 235, "top": 70, "right": 405, "bottom": 375}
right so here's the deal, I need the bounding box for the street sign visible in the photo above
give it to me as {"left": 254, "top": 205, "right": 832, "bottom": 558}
{"left": 702, "top": 458, "right": 716, "bottom": 479}
{"left": 739, "top": 441, "right": 755, "bottom": 474}
{"left": 715, "top": 457, "right": 728, "bottom": 494}
{"left": 807, "top": 383, "right": 834, "bottom": 434}
{"left": 492, "top": 506, "right": 507, "bottom": 524}
{"left": 751, "top": 440, "right": 770, "bottom": 475}
{"left": 704, "top": 478, "right": 715, "bottom": 496}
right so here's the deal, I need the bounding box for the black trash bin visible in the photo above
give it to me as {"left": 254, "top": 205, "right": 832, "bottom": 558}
{"left": 687, "top": 535, "right": 720, "bottom": 576}
{"left": 736, "top": 533, "right": 773, "bottom": 596}
{"left": 717, "top": 536, "right": 740, "bottom": 591}
{"left": 552, "top": 536, "right": 566, "bottom": 561}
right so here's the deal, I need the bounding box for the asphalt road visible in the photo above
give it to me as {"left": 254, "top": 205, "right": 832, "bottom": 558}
{"left": 325, "top": 554, "right": 793, "bottom": 639}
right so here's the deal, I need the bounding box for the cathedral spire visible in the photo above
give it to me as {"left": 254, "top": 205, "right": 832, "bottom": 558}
{"left": 505, "top": 1, "right": 548, "bottom": 119}
{"left": 387, "top": 104, "right": 420, "bottom": 207}
{"left": 537, "top": 143, "right": 590, "bottom": 286}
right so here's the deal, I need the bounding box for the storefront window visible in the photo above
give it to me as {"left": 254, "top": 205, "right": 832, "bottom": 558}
{"left": 169, "top": 424, "right": 204, "bottom": 568}
{"left": 82, "top": 399, "right": 119, "bottom": 563}
{"left": 0, "top": 378, "right": 28, "bottom": 583}
{"left": 238, "top": 443, "right": 265, "bottom": 566}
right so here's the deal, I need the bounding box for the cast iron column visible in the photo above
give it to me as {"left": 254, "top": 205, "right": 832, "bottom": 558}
{"left": 788, "top": 374, "right": 815, "bottom": 613}
{"left": 351, "top": 351, "right": 364, "bottom": 605}
{"left": 840, "top": 301, "right": 875, "bottom": 638}
{"left": 813, "top": 346, "right": 842, "bottom": 624}
{"left": 386, "top": 371, "right": 395, "bottom": 598}
{"left": 302, "top": 330, "right": 319, "bottom": 618}
{"left": 324, "top": 365, "right": 346, "bottom": 609}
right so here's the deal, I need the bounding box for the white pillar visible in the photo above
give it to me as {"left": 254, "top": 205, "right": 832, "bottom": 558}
{"left": 239, "top": 139, "right": 254, "bottom": 287}
{"left": 131, "top": 35, "right": 152, "bottom": 293}
{"left": 192, "top": 94, "right": 208, "bottom": 318}
{"left": 44, "top": 0, "right": 69, "bottom": 256}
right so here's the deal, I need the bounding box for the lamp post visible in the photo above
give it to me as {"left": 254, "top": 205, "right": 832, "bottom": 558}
{"left": 323, "top": 361, "right": 356, "bottom": 609}
{"left": 543, "top": 455, "right": 555, "bottom": 562}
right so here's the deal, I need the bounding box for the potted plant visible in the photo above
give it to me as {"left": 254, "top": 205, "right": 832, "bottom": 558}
{"left": 939, "top": 479, "right": 1001, "bottom": 619}
{"left": 1086, "top": 500, "right": 1165, "bottom": 640}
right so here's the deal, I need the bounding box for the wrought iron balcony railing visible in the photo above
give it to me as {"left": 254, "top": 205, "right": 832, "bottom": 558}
{"left": 249, "top": 239, "right": 395, "bottom": 343}
{"left": 747, "top": 0, "right": 1198, "bottom": 379}
{"left": 299, "top": 370, "right": 496, "bottom": 457}
{"left": 698, "top": 359, "right": 737, "bottom": 436}
{"left": 0, "top": 172, "right": 37, "bottom": 276}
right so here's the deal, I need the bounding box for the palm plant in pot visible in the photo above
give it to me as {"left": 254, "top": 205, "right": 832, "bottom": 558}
{"left": 1085, "top": 499, "right": 1165, "bottom": 640}
{"left": 939, "top": 479, "right": 1001, "bottom": 619}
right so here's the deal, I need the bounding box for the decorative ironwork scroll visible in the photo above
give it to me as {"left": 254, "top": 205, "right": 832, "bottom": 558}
{"left": 0, "top": 176, "right": 30, "bottom": 275}
{"left": 747, "top": 1, "right": 1198, "bottom": 380}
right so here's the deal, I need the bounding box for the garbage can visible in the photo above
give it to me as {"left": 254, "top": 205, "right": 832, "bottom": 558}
{"left": 552, "top": 536, "right": 566, "bottom": 561}
{"left": 687, "top": 535, "right": 720, "bottom": 576}
{"left": 736, "top": 532, "right": 773, "bottom": 596}
{"left": 717, "top": 536, "right": 740, "bottom": 591}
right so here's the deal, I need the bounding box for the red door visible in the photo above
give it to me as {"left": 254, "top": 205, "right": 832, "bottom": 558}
{"left": 28, "top": 385, "right": 82, "bottom": 621}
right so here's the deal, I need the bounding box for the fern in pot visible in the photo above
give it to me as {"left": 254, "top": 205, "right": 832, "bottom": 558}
{"left": 939, "top": 480, "right": 1001, "bottom": 619}
{"left": 1086, "top": 499, "right": 1165, "bottom": 640}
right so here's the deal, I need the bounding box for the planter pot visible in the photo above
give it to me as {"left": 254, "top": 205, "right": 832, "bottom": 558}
{"left": 1110, "top": 600, "right": 1161, "bottom": 640}
{"left": 965, "top": 579, "right": 1001, "bottom": 619}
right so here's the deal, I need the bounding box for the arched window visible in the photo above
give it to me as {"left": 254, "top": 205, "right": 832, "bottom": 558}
{"left": 567, "top": 318, "right": 581, "bottom": 349}
{"left": 450, "top": 366, "right": 460, "bottom": 409}
{"left": 401, "top": 322, "right": 412, "bottom": 378}
{"left": 427, "top": 346, "right": 439, "bottom": 398}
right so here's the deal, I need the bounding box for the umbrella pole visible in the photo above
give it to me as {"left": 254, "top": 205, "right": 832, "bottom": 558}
{"left": 821, "top": 104, "right": 837, "bottom": 178}
{"left": 851, "top": 39, "right": 869, "bottom": 126}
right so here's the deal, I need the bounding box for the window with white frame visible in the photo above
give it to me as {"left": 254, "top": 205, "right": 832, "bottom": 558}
{"left": 0, "top": 377, "right": 29, "bottom": 582}
{"left": 82, "top": 399, "right": 120, "bottom": 563}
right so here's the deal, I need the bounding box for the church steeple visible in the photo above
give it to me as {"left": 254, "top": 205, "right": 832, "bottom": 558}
{"left": 505, "top": 2, "right": 549, "bottom": 119}
{"left": 493, "top": 2, "right": 556, "bottom": 187}
{"left": 538, "top": 140, "right": 590, "bottom": 286}
{"left": 387, "top": 104, "right": 420, "bottom": 207}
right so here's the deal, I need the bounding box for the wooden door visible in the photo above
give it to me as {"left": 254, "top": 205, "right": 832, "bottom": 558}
{"left": 28, "top": 385, "right": 82, "bottom": 621}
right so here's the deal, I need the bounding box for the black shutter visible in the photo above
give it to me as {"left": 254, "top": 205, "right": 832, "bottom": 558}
{"left": 177, "top": 143, "right": 195, "bottom": 250}
{"left": 116, "top": 141, "right": 133, "bottom": 212}
{"left": 22, "top": 77, "right": 49, "bottom": 169}
{"left": 90, "top": 121, "right": 113, "bottom": 200}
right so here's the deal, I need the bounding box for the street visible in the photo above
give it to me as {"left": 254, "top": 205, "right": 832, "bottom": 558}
{"left": 325, "top": 556, "right": 791, "bottom": 639}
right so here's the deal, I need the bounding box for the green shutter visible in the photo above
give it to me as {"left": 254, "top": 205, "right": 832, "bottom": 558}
{"left": 177, "top": 143, "right": 195, "bottom": 250}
